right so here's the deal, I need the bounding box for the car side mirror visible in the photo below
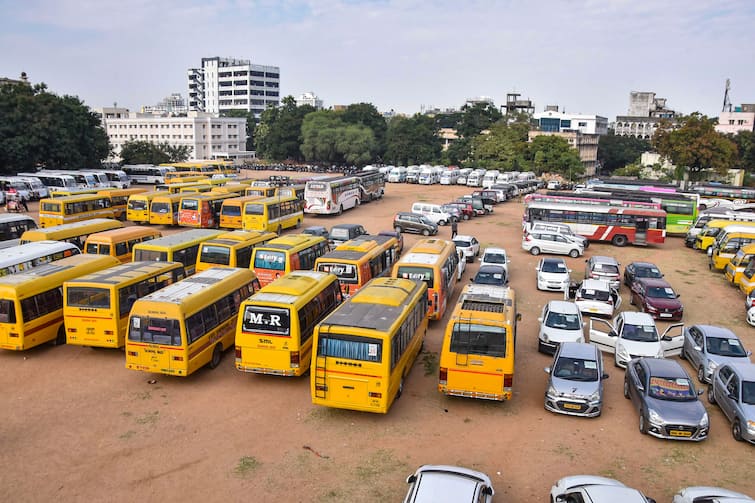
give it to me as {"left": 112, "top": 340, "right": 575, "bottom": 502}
{"left": 693, "top": 345, "right": 702, "bottom": 352}
{"left": 637, "top": 384, "right": 645, "bottom": 392}
{"left": 747, "top": 350, "right": 752, "bottom": 356}
{"left": 609, "top": 331, "right": 618, "bottom": 337}
{"left": 676, "top": 294, "right": 680, "bottom": 298}
{"left": 544, "top": 367, "right": 551, "bottom": 374}
{"left": 697, "top": 389, "right": 704, "bottom": 396}
{"left": 537, "top": 317, "right": 543, "bottom": 323}
{"left": 662, "top": 335, "right": 673, "bottom": 342}
{"left": 482, "top": 487, "right": 493, "bottom": 496}
{"left": 567, "top": 269, "right": 572, "bottom": 273}
{"left": 602, "top": 373, "right": 610, "bottom": 380}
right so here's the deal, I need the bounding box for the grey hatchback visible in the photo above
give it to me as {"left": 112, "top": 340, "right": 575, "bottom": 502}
{"left": 393, "top": 212, "right": 438, "bottom": 236}
{"left": 707, "top": 362, "right": 755, "bottom": 443}
{"left": 681, "top": 325, "right": 752, "bottom": 383}
{"left": 545, "top": 342, "right": 608, "bottom": 418}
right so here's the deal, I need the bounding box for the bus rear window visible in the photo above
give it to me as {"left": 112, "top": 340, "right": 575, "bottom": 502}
{"left": 129, "top": 200, "right": 147, "bottom": 210}
{"left": 0, "top": 299, "right": 16, "bottom": 324}
{"left": 241, "top": 306, "right": 290, "bottom": 336}
{"left": 199, "top": 245, "right": 231, "bottom": 266}
{"left": 254, "top": 250, "right": 285, "bottom": 270}
{"left": 67, "top": 287, "right": 111, "bottom": 309}
{"left": 129, "top": 316, "right": 181, "bottom": 346}
{"left": 396, "top": 266, "right": 433, "bottom": 286}
{"left": 450, "top": 323, "right": 506, "bottom": 357}
{"left": 307, "top": 183, "right": 326, "bottom": 191}
{"left": 181, "top": 199, "right": 199, "bottom": 211}
{"left": 222, "top": 205, "right": 241, "bottom": 216}
{"left": 316, "top": 262, "right": 357, "bottom": 283}
{"left": 245, "top": 204, "right": 264, "bottom": 215}
{"left": 134, "top": 249, "right": 168, "bottom": 262}
{"left": 317, "top": 333, "right": 381, "bottom": 362}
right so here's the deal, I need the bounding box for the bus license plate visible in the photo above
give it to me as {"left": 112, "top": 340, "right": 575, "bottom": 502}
{"left": 563, "top": 403, "right": 581, "bottom": 410}
{"left": 669, "top": 430, "right": 691, "bottom": 437}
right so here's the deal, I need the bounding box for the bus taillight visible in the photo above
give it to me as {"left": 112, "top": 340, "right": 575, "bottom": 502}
{"left": 172, "top": 355, "right": 184, "bottom": 361}
{"left": 368, "top": 392, "right": 382, "bottom": 398}
{"left": 127, "top": 351, "right": 138, "bottom": 357}
{"left": 439, "top": 367, "right": 447, "bottom": 384}
{"left": 503, "top": 374, "right": 513, "bottom": 388}
{"left": 290, "top": 351, "right": 300, "bottom": 368}
{"left": 235, "top": 346, "right": 241, "bottom": 359}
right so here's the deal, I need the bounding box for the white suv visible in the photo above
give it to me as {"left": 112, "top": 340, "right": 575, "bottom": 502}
{"left": 527, "top": 221, "right": 589, "bottom": 249}
{"left": 480, "top": 247, "right": 509, "bottom": 276}
{"left": 522, "top": 230, "right": 584, "bottom": 258}
{"left": 411, "top": 202, "right": 452, "bottom": 226}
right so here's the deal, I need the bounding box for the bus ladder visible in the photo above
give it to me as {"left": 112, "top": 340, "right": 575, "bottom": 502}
{"left": 454, "top": 314, "right": 472, "bottom": 367}
{"left": 313, "top": 325, "right": 329, "bottom": 399}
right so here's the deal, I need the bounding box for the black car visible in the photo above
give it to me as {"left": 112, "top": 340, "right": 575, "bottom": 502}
{"left": 393, "top": 212, "right": 438, "bottom": 236}
{"left": 472, "top": 265, "right": 508, "bottom": 286}
{"left": 328, "top": 223, "right": 367, "bottom": 247}
{"left": 623, "top": 261, "right": 664, "bottom": 287}
{"left": 302, "top": 225, "right": 329, "bottom": 238}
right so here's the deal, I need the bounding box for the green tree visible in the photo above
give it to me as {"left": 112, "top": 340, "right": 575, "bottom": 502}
{"left": 254, "top": 96, "right": 315, "bottom": 161}
{"left": 340, "top": 103, "right": 387, "bottom": 161}
{"left": 526, "top": 135, "right": 584, "bottom": 180}
{"left": 119, "top": 141, "right": 190, "bottom": 165}
{"left": 384, "top": 114, "right": 442, "bottom": 165}
{"left": 597, "top": 131, "right": 651, "bottom": 174}
{"left": 0, "top": 82, "right": 109, "bottom": 173}
{"left": 300, "top": 110, "right": 376, "bottom": 166}
{"left": 730, "top": 130, "right": 755, "bottom": 172}
{"left": 653, "top": 113, "right": 738, "bottom": 181}
{"left": 469, "top": 119, "right": 530, "bottom": 170}
{"left": 442, "top": 102, "right": 504, "bottom": 165}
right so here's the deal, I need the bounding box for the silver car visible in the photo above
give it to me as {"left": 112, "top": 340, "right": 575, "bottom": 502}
{"left": 707, "top": 362, "right": 755, "bottom": 444}
{"left": 538, "top": 301, "right": 585, "bottom": 354}
{"left": 681, "top": 325, "right": 752, "bottom": 383}
{"left": 624, "top": 357, "right": 709, "bottom": 441}
{"left": 403, "top": 465, "right": 494, "bottom": 503}
{"left": 544, "top": 342, "right": 607, "bottom": 417}
{"left": 551, "top": 475, "right": 655, "bottom": 503}
{"left": 673, "top": 486, "right": 753, "bottom": 502}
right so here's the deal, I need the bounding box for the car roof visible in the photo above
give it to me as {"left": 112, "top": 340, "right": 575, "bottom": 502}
{"left": 635, "top": 277, "right": 672, "bottom": 288}
{"left": 331, "top": 223, "right": 362, "bottom": 229}
{"left": 482, "top": 247, "right": 506, "bottom": 254}
{"left": 546, "top": 300, "right": 580, "bottom": 314}
{"left": 620, "top": 311, "right": 656, "bottom": 324}
{"left": 581, "top": 278, "right": 611, "bottom": 289}
{"left": 642, "top": 357, "right": 687, "bottom": 377}
{"left": 692, "top": 325, "right": 738, "bottom": 339}
{"left": 454, "top": 235, "right": 475, "bottom": 241}
{"left": 559, "top": 342, "right": 598, "bottom": 359}
{"left": 590, "top": 255, "right": 619, "bottom": 264}
{"left": 583, "top": 485, "right": 649, "bottom": 502}
{"left": 628, "top": 261, "right": 658, "bottom": 268}
{"left": 728, "top": 362, "right": 755, "bottom": 380}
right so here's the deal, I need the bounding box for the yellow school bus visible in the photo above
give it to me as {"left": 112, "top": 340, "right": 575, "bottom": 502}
{"left": 235, "top": 270, "right": 342, "bottom": 376}
{"left": 127, "top": 190, "right": 161, "bottom": 224}
{"left": 19, "top": 219, "right": 124, "bottom": 249}
{"left": 38, "top": 193, "right": 115, "bottom": 227}
{"left": 391, "top": 238, "right": 461, "bottom": 320}
{"left": 149, "top": 193, "right": 184, "bottom": 225}
{"left": 311, "top": 277, "right": 428, "bottom": 413}
{"left": 84, "top": 227, "right": 162, "bottom": 263}
{"left": 196, "top": 230, "right": 277, "bottom": 273}
{"left": 314, "top": 234, "right": 399, "bottom": 298}
{"left": 125, "top": 267, "right": 260, "bottom": 377}
{"left": 438, "top": 284, "right": 519, "bottom": 401}
{"left": 64, "top": 261, "right": 186, "bottom": 348}
{"left": 98, "top": 187, "right": 147, "bottom": 221}
{"left": 210, "top": 183, "right": 248, "bottom": 196}
{"left": 132, "top": 229, "right": 224, "bottom": 276}
{"left": 164, "top": 172, "right": 209, "bottom": 184}
{"left": 219, "top": 195, "right": 263, "bottom": 229}
{"left": 251, "top": 234, "right": 330, "bottom": 287}
{"left": 155, "top": 182, "right": 213, "bottom": 194}
{"left": 244, "top": 186, "right": 277, "bottom": 198}
{"left": 0, "top": 254, "right": 121, "bottom": 350}
{"left": 724, "top": 243, "right": 755, "bottom": 285}
{"left": 242, "top": 195, "right": 303, "bottom": 234}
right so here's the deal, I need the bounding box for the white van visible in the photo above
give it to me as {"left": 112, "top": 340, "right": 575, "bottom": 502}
{"left": 387, "top": 166, "right": 407, "bottom": 183}
{"left": 418, "top": 168, "right": 437, "bottom": 185}
{"left": 411, "top": 202, "right": 452, "bottom": 226}
{"left": 440, "top": 170, "right": 459, "bottom": 185}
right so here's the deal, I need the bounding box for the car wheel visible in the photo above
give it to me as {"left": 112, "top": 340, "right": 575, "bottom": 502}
{"left": 209, "top": 344, "right": 223, "bottom": 369}
{"left": 707, "top": 385, "right": 716, "bottom": 404}
{"left": 629, "top": 294, "right": 635, "bottom": 306}
{"left": 530, "top": 247, "right": 541, "bottom": 256}
{"left": 438, "top": 220, "right": 446, "bottom": 226}
{"left": 680, "top": 347, "right": 686, "bottom": 360}
{"left": 422, "top": 228, "right": 430, "bottom": 236}
{"left": 394, "top": 225, "right": 402, "bottom": 234}
{"left": 623, "top": 379, "right": 630, "bottom": 399}
{"left": 639, "top": 412, "right": 648, "bottom": 434}
{"left": 568, "top": 249, "right": 580, "bottom": 258}
{"left": 697, "top": 366, "right": 706, "bottom": 383}
{"left": 732, "top": 419, "right": 743, "bottom": 441}
{"left": 612, "top": 234, "right": 628, "bottom": 247}
{"left": 463, "top": 214, "right": 470, "bottom": 221}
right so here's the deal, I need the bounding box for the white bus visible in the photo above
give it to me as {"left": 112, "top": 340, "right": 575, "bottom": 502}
{"left": 0, "top": 240, "right": 81, "bottom": 277}
{"left": 39, "top": 170, "right": 100, "bottom": 189}
{"left": 123, "top": 164, "right": 175, "bottom": 184}
{"left": 13, "top": 176, "right": 49, "bottom": 199}
{"left": 304, "top": 175, "right": 361, "bottom": 215}
{"left": 17, "top": 172, "right": 78, "bottom": 191}
{"left": 99, "top": 169, "right": 131, "bottom": 188}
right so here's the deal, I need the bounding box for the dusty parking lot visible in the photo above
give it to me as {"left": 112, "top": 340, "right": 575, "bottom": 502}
{"left": 1, "top": 172, "right": 754, "bottom": 502}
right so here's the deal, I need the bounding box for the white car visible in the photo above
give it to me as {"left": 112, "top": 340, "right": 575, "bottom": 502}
{"left": 480, "top": 247, "right": 509, "bottom": 276}
{"left": 536, "top": 257, "right": 571, "bottom": 291}
{"left": 522, "top": 230, "right": 583, "bottom": 258}
{"left": 573, "top": 279, "right": 621, "bottom": 317}
{"left": 589, "top": 311, "right": 684, "bottom": 368}
{"left": 673, "top": 486, "right": 753, "bottom": 503}
{"left": 453, "top": 235, "right": 480, "bottom": 263}
{"left": 551, "top": 475, "right": 654, "bottom": 503}
{"left": 538, "top": 300, "right": 585, "bottom": 354}
{"left": 404, "top": 465, "right": 494, "bottom": 503}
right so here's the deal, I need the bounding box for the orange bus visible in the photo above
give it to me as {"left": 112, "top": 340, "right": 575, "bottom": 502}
{"left": 391, "top": 238, "right": 461, "bottom": 321}
{"left": 178, "top": 192, "right": 237, "bottom": 228}
{"left": 251, "top": 234, "right": 330, "bottom": 287}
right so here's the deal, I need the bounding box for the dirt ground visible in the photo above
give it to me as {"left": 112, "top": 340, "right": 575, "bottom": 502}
{"left": 1, "top": 171, "right": 753, "bottom": 502}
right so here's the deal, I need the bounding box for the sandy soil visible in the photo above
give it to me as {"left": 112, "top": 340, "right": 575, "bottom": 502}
{"left": 1, "top": 172, "right": 753, "bottom": 502}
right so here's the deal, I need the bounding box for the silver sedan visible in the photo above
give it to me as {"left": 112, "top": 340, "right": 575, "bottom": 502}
{"left": 681, "top": 324, "right": 752, "bottom": 383}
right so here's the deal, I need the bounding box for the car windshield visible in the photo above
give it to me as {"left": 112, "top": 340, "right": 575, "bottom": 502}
{"left": 553, "top": 357, "right": 599, "bottom": 381}
{"left": 578, "top": 287, "right": 609, "bottom": 301}
{"left": 645, "top": 286, "right": 677, "bottom": 299}
{"left": 594, "top": 263, "right": 619, "bottom": 275}
{"left": 541, "top": 260, "right": 567, "bottom": 273}
{"left": 706, "top": 337, "right": 748, "bottom": 357}
{"left": 622, "top": 323, "right": 659, "bottom": 342}
{"left": 483, "top": 253, "right": 506, "bottom": 264}
{"left": 648, "top": 376, "right": 697, "bottom": 401}
{"left": 453, "top": 239, "right": 472, "bottom": 247}
{"left": 545, "top": 311, "right": 581, "bottom": 330}
{"left": 743, "top": 381, "right": 755, "bottom": 405}
{"left": 419, "top": 216, "right": 434, "bottom": 225}
{"left": 636, "top": 265, "right": 662, "bottom": 278}
{"left": 474, "top": 269, "right": 506, "bottom": 285}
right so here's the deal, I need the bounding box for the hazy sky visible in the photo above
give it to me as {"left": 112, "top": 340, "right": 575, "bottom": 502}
{"left": 2, "top": 0, "right": 754, "bottom": 121}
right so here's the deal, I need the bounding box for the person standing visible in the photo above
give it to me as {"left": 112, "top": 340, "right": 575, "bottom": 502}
{"left": 451, "top": 219, "right": 458, "bottom": 239}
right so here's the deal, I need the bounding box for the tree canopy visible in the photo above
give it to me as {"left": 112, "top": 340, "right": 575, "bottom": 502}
{"left": 254, "top": 96, "right": 315, "bottom": 161}
{"left": 597, "top": 131, "right": 650, "bottom": 174}
{"left": 384, "top": 114, "right": 442, "bottom": 165}
{"left": 0, "top": 82, "right": 109, "bottom": 174}
{"left": 119, "top": 140, "right": 191, "bottom": 165}
{"left": 300, "top": 110, "right": 377, "bottom": 166}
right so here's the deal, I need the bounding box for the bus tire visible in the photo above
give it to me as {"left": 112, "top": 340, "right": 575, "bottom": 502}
{"left": 295, "top": 219, "right": 301, "bottom": 229}
{"left": 209, "top": 344, "right": 223, "bottom": 369}
{"left": 54, "top": 326, "right": 66, "bottom": 346}
{"left": 611, "top": 234, "right": 628, "bottom": 247}
{"left": 396, "top": 377, "right": 404, "bottom": 399}
{"left": 337, "top": 205, "right": 343, "bottom": 216}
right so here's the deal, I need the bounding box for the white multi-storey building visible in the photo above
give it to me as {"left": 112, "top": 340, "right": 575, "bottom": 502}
{"left": 102, "top": 111, "right": 248, "bottom": 162}
{"left": 532, "top": 109, "right": 608, "bottom": 135}
{"left": 614, "top": 91, "right": 678, "bottom": 139}
{"left": 296, "top": 92, "right": 323, "bottom": 109}
{"left": 188, "top": 57, "right": 280, "bottom": 119}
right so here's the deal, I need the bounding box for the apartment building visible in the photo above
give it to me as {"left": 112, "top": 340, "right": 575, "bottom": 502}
{"left": 716, "top": 104, "right": 755, "bottom": 134}
{"left": 615, "top": 91, "right": 678, "bottom": 139}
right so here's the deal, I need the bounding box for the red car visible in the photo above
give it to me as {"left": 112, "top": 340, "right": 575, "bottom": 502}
{"left": 630, "top": 277, "right": 684, "bottom": 321}
{"left": 443, "top": 202, "right": 475, "bottom": 220}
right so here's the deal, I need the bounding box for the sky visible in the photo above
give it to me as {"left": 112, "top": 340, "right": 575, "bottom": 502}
{"left": 2, "top": 0, "right": 754, "bottom": 121}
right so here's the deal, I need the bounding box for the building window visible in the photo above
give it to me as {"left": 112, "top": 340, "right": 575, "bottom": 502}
{"left": 738, "top": 120, "right": 745, "bottom": 125}
{"left": 578, "top": 122, "right": 587, "bottom": 127}
{"left": 265, "top": 73, "right": 279, "bottom": 79}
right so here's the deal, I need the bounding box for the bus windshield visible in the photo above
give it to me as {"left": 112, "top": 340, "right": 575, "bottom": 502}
{"left": 134, "top": 250, "right": 168, "bottom": 262}
{"left": 245, "top": 204, "right": 264, "bottom": 215}
{"left": 254, "top": 250, "right": 285, "bottom": 270}
{"left": 449, "top": 322, "right": 506, "bottom": 357}
{"left": 128, "top": 316, "right": 181, "bottom": 346}
{"left": 67, "top": 287, "right": 111, "bottom": 309}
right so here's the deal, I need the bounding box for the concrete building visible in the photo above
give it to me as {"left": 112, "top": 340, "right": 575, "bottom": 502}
{"left": 142, "top": 93, "right": 188, "bottom": 116}
{"left": 503, "top": 93, "right": 534, "bottom": 116}
{"left": 101, "top": 111, "right": 249, "bottom": 162}
{"left": 296, "top": 92, "right": 323, "bottom": 109}
{"left": 532, "top": 109, "right": 608, "bottom": 135}
{"left": 188, "top": 57, "right": 280, "bottom": 118}
{"left": 528, "top": 130, "right": 600, "bottom": 177}
{"left": 716, "top": 104, "right": 755, "bottom": 134}
{"left": 615, "top": 91, "right": 678, "bottom": 139}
